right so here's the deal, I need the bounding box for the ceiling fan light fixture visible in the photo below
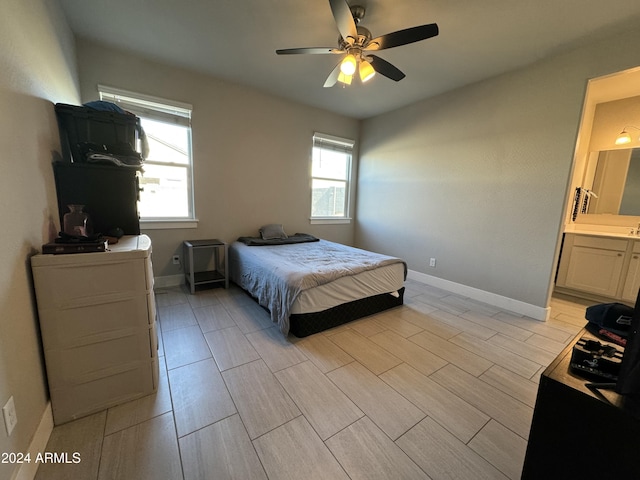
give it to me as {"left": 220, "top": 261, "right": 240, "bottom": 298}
{"left": 340, "top": 54, "right": 357, "bottom": 75}
{"left": 359, "top": 59, "right": 376, "bottom": 82}
{"left": 337, "top": 71, "right": 353, "bottom": 85}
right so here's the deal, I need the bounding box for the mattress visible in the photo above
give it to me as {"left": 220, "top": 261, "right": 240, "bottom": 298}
{"left": 289, "top": 262, "right": 405, "bottom": 314}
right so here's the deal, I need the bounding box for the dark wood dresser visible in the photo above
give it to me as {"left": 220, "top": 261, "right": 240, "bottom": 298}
{"left": 522, "top": 328, "right": 640, "bottom": 479}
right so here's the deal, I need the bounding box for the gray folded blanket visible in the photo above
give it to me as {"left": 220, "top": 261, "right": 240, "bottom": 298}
{"left": 237, "top": 233, "right": 319, "bottom": 246}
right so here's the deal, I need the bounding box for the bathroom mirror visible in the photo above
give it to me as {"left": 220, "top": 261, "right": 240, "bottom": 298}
{"left": 585, "top": 147, "right": 640, "bottom": 216}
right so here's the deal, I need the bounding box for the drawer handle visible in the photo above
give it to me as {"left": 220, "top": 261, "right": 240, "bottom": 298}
{"left": 618, "top": 253, "right": 623, "bottom": 256}
{"left": 634, "top": 255, "right": 639, "bottom": 259}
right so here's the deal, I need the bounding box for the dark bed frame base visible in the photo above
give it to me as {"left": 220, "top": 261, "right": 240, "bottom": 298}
{"left": 289, "top": 287, "right": 405, "bottom": 338}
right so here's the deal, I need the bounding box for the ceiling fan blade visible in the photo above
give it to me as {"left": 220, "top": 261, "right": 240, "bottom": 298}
{"left": 369, "top": 55, "right": 405, "bottom": 81}
{"left": 365, "top": 23, "right": 439, "bottom": 51}
{"left": 323, "top": 62, "right": 343, "bottom": 88}
{"left": 276, "top": 47, "right": 342, "bottom": 55}
{"left": 328, "top": 0, "right": 358, "bottom": 42}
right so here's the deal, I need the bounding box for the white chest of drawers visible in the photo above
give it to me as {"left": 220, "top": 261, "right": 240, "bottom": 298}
{"left": 31, "top": 235, "right": 158, "bottom": 425}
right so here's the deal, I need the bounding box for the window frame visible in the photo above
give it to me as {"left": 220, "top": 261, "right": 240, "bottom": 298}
{"left": 310, "top": 132, "right": 354, "bottom": 224}
{"left": 98, "top": 85, "right": 197, "bottom": 228}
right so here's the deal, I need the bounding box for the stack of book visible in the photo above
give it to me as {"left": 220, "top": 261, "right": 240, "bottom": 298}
{"left": 42, "top": 234, "right": 108, "bottom": 255}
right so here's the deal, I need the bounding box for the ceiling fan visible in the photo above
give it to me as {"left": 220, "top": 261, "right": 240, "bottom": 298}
{"left": 276, "top": 0, "right": 439, "bottom": 87}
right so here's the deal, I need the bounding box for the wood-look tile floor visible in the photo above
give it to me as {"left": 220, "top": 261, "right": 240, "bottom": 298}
{"left": 35, "top": 281, "right": 595, "bottom": 480}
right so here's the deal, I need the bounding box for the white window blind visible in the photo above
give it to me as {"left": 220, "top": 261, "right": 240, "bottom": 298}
{"left": 99, "top": 85, "right": 191, "bottom": 127}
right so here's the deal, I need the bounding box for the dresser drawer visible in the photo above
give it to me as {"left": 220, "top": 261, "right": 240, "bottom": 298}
{"left": 44, "top": 328, "right": 154, "bottom": 386}
{"left": 37, "top": 294, "right": 152, "bottom": 350}
{"left": 50, "top": 360, "right": 157, "bottom": 424}
{"left": 32, "top": 258, "right": 148, "bottom": 308}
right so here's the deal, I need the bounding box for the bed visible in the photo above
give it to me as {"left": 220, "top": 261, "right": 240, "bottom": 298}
{"left": 228, "top": 231, "right": 406, "bottom": 337}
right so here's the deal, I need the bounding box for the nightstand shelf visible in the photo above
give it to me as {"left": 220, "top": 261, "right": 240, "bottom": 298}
{"left": 183, "top": 239, "right": 229, "bottom": 294}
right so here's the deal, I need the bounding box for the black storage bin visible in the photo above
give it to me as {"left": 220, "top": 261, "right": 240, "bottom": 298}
{"left": 55, "top": 103, "right": 140, "bottom": 163}
{"left": 53, "top": 162, "right": 140, "bottom": 236}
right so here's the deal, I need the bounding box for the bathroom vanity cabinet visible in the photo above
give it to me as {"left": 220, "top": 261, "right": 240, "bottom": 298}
{"left": 556, "top": 233, "right": 640, "bottom": 302}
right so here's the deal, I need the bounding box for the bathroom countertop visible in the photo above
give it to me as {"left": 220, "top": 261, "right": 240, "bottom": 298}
{"left": 564, "top": 229, "right": 640, "bottom": 240}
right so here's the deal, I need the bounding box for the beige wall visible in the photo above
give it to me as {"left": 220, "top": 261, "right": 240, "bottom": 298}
{"left": 74, "top": 40, "right": 360, "bottom": 278}
{"left": 589, "top": 95, "right": 640, "bottom": 152}
{"left": 356, "top": 25, "right": 640, "bottom": 309}
{"left": 0, "top": 0, "right": 79, "bottom": 478}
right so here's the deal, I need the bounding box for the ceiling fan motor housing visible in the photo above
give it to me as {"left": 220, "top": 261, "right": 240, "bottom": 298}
{"left": 339, "top": 25, "right": 372, "bottom": 49}
{"left": 350, "top": 5, "right": 366, "bottom": 23}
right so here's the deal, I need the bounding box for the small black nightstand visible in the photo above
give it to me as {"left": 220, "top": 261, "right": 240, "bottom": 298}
{"left": 183, "top": 239, "right": 229, "bottom": 294}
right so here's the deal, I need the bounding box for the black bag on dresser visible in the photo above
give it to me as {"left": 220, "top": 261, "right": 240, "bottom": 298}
{"left": 585, "top": 302, "right": 634, "bottom": 337}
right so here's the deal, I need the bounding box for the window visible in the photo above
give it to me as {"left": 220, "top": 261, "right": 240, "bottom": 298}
{"left": 311, "top": 133, "right": 354, "bottom": 221}
{"left": 98, "top": 85, "right": 195, "bottom": 224}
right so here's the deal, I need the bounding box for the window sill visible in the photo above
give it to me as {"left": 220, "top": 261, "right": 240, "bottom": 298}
{"left": 140, "top": 219, "right": 199, "bottom": 230}
{"left": 310, "top": 218, "right": 352, "bottom": 225}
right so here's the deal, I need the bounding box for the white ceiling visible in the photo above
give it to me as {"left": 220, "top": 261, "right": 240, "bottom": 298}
{"left": 58, "top": 0, "right": 640, "bottom": 119}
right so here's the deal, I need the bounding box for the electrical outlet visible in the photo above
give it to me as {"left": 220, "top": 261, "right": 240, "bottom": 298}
{"left": 172, "top": 255, "right": 180, "bottom": 265}
{"left": 3, "top": 396, "right": 17, "bottom": 436}
{"left": 429, "top": 258, "right": 436, "bottom": 267}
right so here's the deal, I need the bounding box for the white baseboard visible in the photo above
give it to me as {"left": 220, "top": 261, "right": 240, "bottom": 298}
{"left": 156, "top": 271, "right": 550, "bottom": 319}
{"left": 407, "top": 269, "right": 550, "bottom": 321}
{"left": 154, "top": 274, "right": 184, "bottom": 288}
{"left": 12, "top": 402, "right": 53, "bottom": 480}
